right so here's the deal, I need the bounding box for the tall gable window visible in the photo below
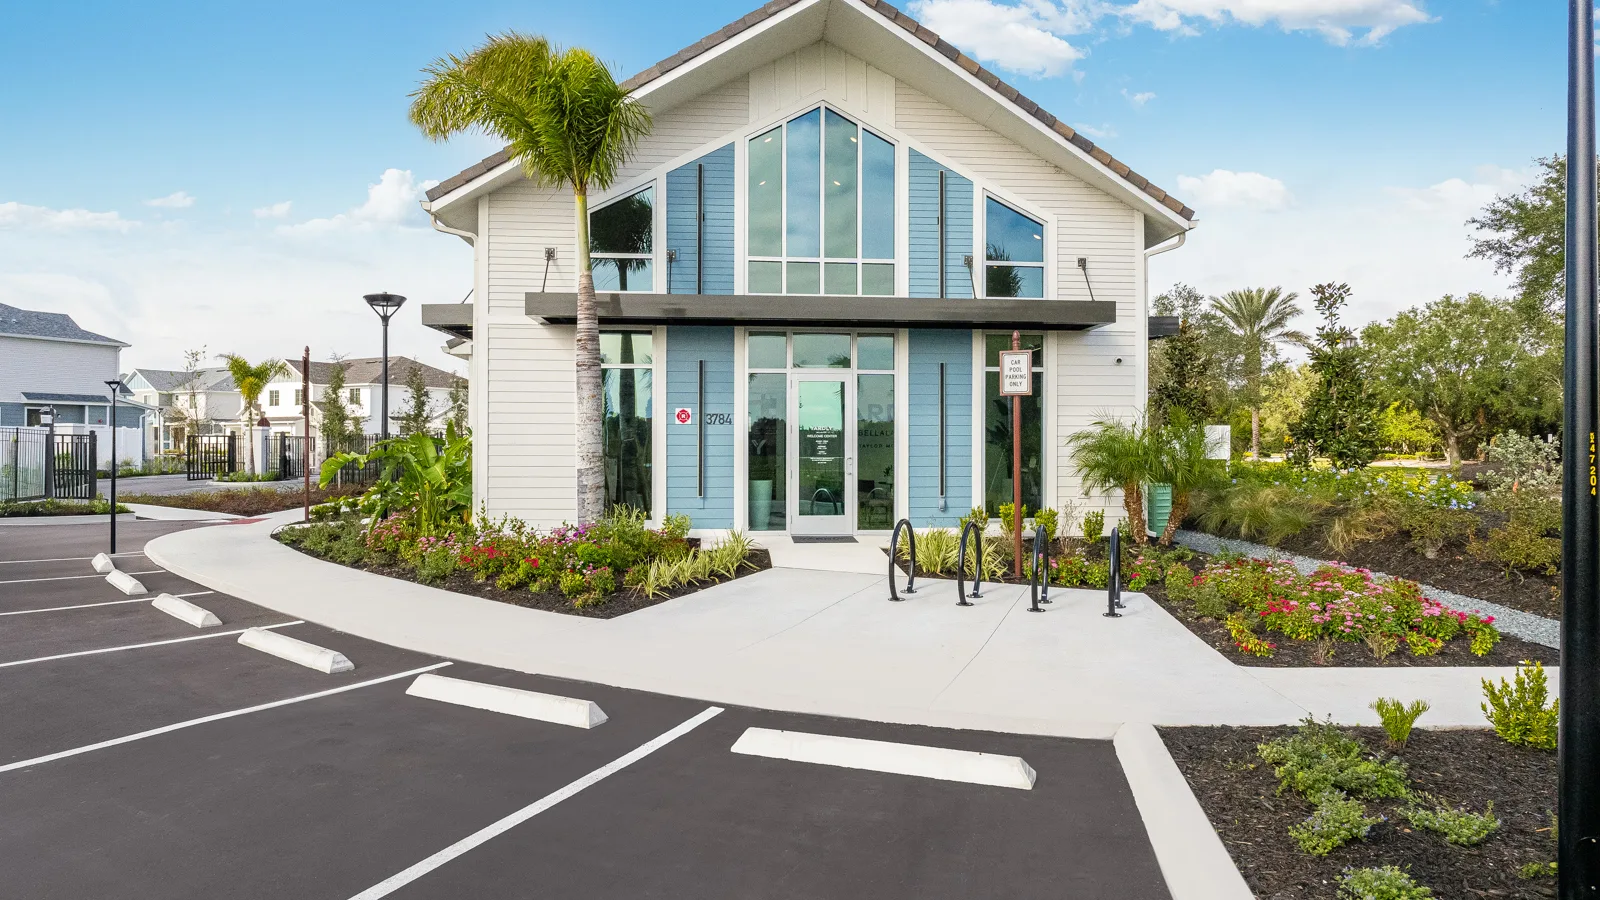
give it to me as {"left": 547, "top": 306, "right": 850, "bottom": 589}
{"left": 983, "top": 197, "right": 1044, "bottom": 298}
{"left": 591, "top": 186, "right": 655, "bottom": 292}
{"left": 747, "top": 106, "right": 895, "bottom": 296}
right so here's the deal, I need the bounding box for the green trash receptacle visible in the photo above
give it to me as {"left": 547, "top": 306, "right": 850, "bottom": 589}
{"left": 1146, "top": 483, "right": 1173, "bottom": 538}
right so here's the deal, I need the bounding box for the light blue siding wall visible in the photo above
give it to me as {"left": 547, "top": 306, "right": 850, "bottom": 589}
{"left": 907, "top": 150, "right": 974, "bottom": 300}
{"left": 666, "top": 144, "right": 736, "bottom": 295}
{"left": 0, "top": 403, "right": 23, "bottom": 426}
{"left": 665, "top": 326, "right": 735, "bottom": 527}
{"left": 907, "top": 329, "right": 973, "bottom": 527}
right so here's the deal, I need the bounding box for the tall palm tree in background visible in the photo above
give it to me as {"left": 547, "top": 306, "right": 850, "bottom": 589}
{"left": 410, "top": 33, "right": 651, "bottom": 523}
{"left": 218, "top": 353, "right": 287, "bottom": 478}
{"left": 1210, "top": 287, "right": 1309, "bottom": 459}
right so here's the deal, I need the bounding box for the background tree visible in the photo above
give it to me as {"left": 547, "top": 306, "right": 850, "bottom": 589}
{"left": 173, "top": 346, "right": 208, "bottom": 443}
{"left": 1376, "top": 401, "right": 1441, "bottom": 456}
{"left": 396, "top": 364, "right": 435, "bottom": 436}
{"left": 1209, "top": 286, "right": 1308, "bottom": 459}
{"left": 218, "top": 353, "right": 287, "bottom": 478}
{"left": 1468, "top": 156, "right": 1584, "bottom": 316}
{"left": 446, "top": 375, "right": 468, "bottom": 433}
{"left": 1149, "top": 284, "right": 1218, "bottom": 428}
{"left": 1252, "top": 363, "right": 1315, "bottom": 456}
{"left": 1288, "top": 283, "right": 1381, "bottom": 469}
{"left": 411, "top": 33, "right": 650, "bottom": 523}
{"left": 319, "top": 358, "right": 359, "bottom": 452}
{"left": 1362, "top": 293, "right": 1546, "bottom": 465}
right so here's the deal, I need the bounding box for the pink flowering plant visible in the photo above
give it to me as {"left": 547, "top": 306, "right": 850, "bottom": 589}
{"left": 1188, "top": 556, "right": 1499, "bottom": 658}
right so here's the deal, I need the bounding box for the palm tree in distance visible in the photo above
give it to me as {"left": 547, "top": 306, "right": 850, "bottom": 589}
{"left": 410, "top": 33, "right": 651, "bottom": 523}
{"left": 1210, "top": 287, "right": 1309, "bottom": 460}
{"left": 218, "top": 353, "right": 287, "bottom": 478}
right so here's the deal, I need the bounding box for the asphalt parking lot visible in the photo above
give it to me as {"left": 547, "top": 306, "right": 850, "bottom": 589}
{"left": 0, "top": 518, "right": 1170, "bottom": 900}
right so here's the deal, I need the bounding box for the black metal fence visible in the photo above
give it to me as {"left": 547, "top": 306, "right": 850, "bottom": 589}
{"left": 52, "top": 433, "right": 98, "bottom": 500}
{"left": 3, "top": 428, "right": 97, "bottom": 502}
{"left": 321, "top": 434, "right": 383, "bottom": 486}
{"left": 186, "top": 434, "right": 238, "bottom": 481}
{"left": 264, "top": 434, "right": 315, "bottom": 481}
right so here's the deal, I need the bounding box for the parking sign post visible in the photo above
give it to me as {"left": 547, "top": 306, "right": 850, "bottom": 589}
{"left": 999, "top": 332, "right": 1032, "bottom": 578}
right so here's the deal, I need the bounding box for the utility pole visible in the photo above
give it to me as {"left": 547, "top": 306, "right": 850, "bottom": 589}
{"left": 302, "top": 346, "right": 311, "bottom": 523}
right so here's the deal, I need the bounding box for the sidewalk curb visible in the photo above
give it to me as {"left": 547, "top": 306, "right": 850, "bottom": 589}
{"left": 1114, "top": 722, "right": 1253, "bottom": 900}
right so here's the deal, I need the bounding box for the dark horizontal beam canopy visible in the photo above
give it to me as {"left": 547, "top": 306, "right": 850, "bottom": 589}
{"left": 522, "top": 292, "right": 1118, "bottom": 330}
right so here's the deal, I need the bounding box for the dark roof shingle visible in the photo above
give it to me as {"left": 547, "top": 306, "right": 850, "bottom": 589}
{"left": 285, "top": 357, "right": 460, "bottom": 390}
{"left": 0, "top": 303, "right": 126, "bottom": 346}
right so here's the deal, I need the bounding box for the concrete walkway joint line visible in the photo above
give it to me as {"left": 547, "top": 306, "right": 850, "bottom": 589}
{"left": 731, "top": 727, "right": 1038, "bottom": 790}
{"left": 406, "top": 674, "right": 607, "bottom": 728}
{"left": 0, "top": 662, "right": 451, "bottom": 775}
{"left": 152, "top": 593, "right": 222, "bottom": 628}
{"left": 238, "top": 627, "right": 354, "bottom": 674}
{"left": 346, "top": 706, "right": 725, "bottom": 900}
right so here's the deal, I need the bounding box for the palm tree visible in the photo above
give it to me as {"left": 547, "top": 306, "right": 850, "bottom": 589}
{"left": 1210, "top": 287, "right": 1309, "bottom": 460}
{"left": 218, "top": 353, "right": 288, "bottom": 478}
{"left": 410, "top": 33, "right": 651, "bottom": 523}
{"left": 1066, "top": 418, "right": 1159, "bottom": 545}
{"left": 1150, "top": 414, "right": 1225, "bottom": 546}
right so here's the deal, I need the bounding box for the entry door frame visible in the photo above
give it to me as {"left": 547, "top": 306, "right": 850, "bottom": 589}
{"left": 787, "top": 372, "right": 854, "bottom": 535}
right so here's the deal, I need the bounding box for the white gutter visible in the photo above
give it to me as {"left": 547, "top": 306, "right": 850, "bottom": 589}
{"left": 423, "top": 202, "right": 477, "bottom": 245}
{"left": 1144, "top": 229, "right": 1188, "bottom": 258}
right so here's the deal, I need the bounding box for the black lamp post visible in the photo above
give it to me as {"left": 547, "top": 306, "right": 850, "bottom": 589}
{"left": 104, "top": 379, "right": 122, "bottom": 553}
{"left": 364, "top": 292, "right": 407, "bottom": 441}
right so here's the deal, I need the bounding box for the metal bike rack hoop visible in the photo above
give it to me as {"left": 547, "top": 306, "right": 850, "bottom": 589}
{"left": 889, "top": 518, "right": 918, "bottom": 601}
{"left": 956, "top": 520, "right": 984, "bottom": 606}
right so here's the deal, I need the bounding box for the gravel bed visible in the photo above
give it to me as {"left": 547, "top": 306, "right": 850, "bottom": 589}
{"left": 1174, "top": 530, "right": 1561, "bottom": 650}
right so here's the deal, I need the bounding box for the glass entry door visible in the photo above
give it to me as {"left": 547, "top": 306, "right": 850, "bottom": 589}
{"left": 789, "top": 375, "right": 853, "bottom": 534}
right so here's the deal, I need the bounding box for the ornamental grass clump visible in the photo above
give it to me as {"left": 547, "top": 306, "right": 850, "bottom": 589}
{"left": 1289, "top": 790, "right": 1384, "bottom": 856}
{"left": 1482, "top": 662, "right": 1560, "bottom": 750}
{"left": 1257, "top": 717, "right": 1409, "bottom": 801}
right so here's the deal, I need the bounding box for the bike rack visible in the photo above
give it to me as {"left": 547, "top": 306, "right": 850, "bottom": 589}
{"left": 1028, "top": 530, "right": 1050, "bottom": 613}
{"left": 1103, "top": 525, "right": 1124, "bottom": 618}
{"left": 888, "top": 518, "right": 918, "bottom": 601}
{"left": 956, "top": 520, "right": 983, "bottom": 606}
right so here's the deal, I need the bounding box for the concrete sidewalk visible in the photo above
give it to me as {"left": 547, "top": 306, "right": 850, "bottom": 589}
{"left": 146, "top": 512, "right": 1540, "bottom": 737}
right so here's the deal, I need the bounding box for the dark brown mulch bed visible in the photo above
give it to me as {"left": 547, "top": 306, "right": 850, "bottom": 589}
{"left": 122, "top": 486, "right": 365, "bottom": 518}
{"left": 1144, "top": 571, "right": 1559, "bottom": 669}
{"left": 1160, "top": 725, "right": 1558, "bottom": 900}
{"left": 281, "top": 542, "right": 773, "bottom": 619}
{"left": 1268, "top": 529, "right": 1563, "bottom": 621}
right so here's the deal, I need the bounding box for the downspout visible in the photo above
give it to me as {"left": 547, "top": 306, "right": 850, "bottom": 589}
{"left": 426, "top": 205, "right": 478, "bottom": 245}
{"left": 1143, "top": 229, "right": 1187, "bottom": 259}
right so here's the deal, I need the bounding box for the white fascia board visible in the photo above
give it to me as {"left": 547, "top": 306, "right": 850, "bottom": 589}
{"left": 0, "top": 332, "right": 130, "bottom": 349}
{"left": 425, "top": 162, "right": 523, "bottom": 223}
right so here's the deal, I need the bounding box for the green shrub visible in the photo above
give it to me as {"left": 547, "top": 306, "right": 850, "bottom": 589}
{"left": 1396, "top": 503, "right": 1478, "bottom": 559}
{"left": 1517, "top": 862, "right": 1557, "bottom": 880}
{"left": 414, "top": 547, "right": 458, "bottom": 584}
{"left": 1369, "top": 698, "right": 1430, "bottom": 747}
{"left": 1289, "top": 790, "right": 1383, "bottom": 856}
{"left": 1162, "top": 562, "right": 1195, "bottom": 601}
{"left": 1337, "top": 865, "right": 1434, "bottom": 900}
{"left": 1482, "top": 662, "right": 1559, "bottom": 750}
{"left": 586, "top": 566, "right": 617, "bottom": 596}
{"left": 1399, "top": 795, "right": 1499, "bottom": 846}
{"left": 559, "top": 570, "right": 588, "bottom": 598}
{"left": 1478, "top": 521, "right": 1561, "bottom": 576}
{"left": 1257, "top": 717, "right": 1410, "bottom": 800}
{"left": 708, "top": 530, "right": 754, "bottom": 578}
{"left": 1084, "top": 560, "right": 1110, "bottom": 589}
{"left": 1033, "top": 508, "right": 1059, "bottom": 543}
{"left": 908, "top": 528, "right": 958, "bottom": 575}
{"left": 1081, "top": 509, "right": 1104, "bottom": 544}
{"left": 660, "top": 512, "right": 692, "bottom": 540}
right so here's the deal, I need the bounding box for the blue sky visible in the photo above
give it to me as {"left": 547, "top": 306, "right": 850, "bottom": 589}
{"left": 0, "top": 0, "right": 1571, "bottom": 369}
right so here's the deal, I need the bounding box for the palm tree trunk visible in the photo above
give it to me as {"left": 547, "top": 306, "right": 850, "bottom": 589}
{"left": 573, "top": 187, "right": 606, "bottom": 524}
{"left": 1122, "top": 483, "right": 1147, "bottom": 545}
{"left": 1160, "top": 491, "right": 1188, "bottom": 546}
{"left": 1251, "top": 407, "right": 1261, "bottom": 460}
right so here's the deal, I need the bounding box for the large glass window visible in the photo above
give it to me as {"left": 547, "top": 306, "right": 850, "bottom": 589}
{"left": 748, "top": 373, "right": 787, "bottom": 531}
{"left": 591, "top": 187, "right": 654, "bottom": 292}
{"left": 747, "top": 106, "right": 896, "bottom": 296}
{"left": 984, "top": 197, "right": 1044, "bottom": 299}
{"left": 601, "top": 331, "right": 653, "bottom": 515}
{"left": 857, "top": 373, "right": 895, "bottom": 530}
{"left": 983, "top": 333, "right": 1044, "bottom": 515}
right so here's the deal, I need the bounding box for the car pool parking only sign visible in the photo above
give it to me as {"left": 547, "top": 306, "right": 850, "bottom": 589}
{"left": 999, "top": 350, "right": 1032, "bottom": 396}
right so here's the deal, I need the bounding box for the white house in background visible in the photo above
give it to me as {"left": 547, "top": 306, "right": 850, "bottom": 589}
{"left": 124, "top": 366, "right": 242, "bottom": 456}
{"left": 418, "top": 0, "right": 1195, "bottom": 534}
{"left": 260, "top": 357, "right": 463, "bottom": 438}
{"left": 0, "top": 303, "right": 150, "bottom": 465}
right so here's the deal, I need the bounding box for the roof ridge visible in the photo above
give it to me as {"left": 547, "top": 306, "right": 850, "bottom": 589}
{"left": 422, "top": 0, "right": 1191, "bottom": 220}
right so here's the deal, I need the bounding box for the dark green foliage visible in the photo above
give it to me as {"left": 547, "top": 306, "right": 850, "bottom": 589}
{"left": 396, "top": 363, "right": 435, "bottom": 437}
{"left": 1337, "top": 866, "right": 1434, "bottom": 900}
{"left": 319, "top": 360, "right": 359, "bottom": 449}
{"left": 1289, "top": 790, "right": 1383, "bottom": 856}
{"left": 1150, "top": 316, "right": 1216, "bottom": 428}
{"left": 1468, "top": 155, "right": 1570, "bottom": 315}
{"left": 1257, "top": 717, "right": 1409, "bottom": 801}
{"left": 1288, "top": 283, "right": 1381, "bottom": 469}
{"left": 1399, "top": 795, "right": 1499, "bottom": 846}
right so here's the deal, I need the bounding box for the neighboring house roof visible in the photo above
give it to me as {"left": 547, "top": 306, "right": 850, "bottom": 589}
{"left": 423, "top": 0, "right": 1193, "bottom": 223}
{"left": 0, "top": 303, "right": 128, "bottom": 347}
{"left": 127, "top": 366, "right": 237, "bottom": 392}
{"left": 284, "top": 357, "right": 462, "bottom": 390}
{"left": 21, "top": 391, "right": 114, "bottom": 404}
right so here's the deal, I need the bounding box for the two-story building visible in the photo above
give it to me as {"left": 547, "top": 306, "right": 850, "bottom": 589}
{"left": 1, "top": 302, "right": 146, "bottom": 431}
{"left": 260, "top": 357, "right": 463, "bottom": 438}
{"left": 420, "top": 0, "right": 1195, "bottom": 536}
{"left": 125, "top": 366, "right": 241, "bottom": 456}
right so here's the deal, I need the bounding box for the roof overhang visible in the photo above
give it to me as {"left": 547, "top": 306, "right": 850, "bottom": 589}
{"left": 421, "top": 303, "right": 474, "bottom": 341}
{"left": 525, "top": 292, "right": 1115, "bottom": 330}
{"left": 423, "top": 0, "right": 1195, "bottom": 246}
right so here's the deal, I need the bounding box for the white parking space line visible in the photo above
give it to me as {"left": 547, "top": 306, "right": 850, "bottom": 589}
{"left": 0, "top": 570, "right": 165, "bottom": 586}
{"left": 0, "top": 599, "right": 148, "bottom": 617}
{"left": 0, "top": 553, "right": 144, "bottom": 566}
{"left": 730, "top": 728, "right": 1038, "bottom": 790}
{"left": 0, "top": 662, "right": 453, "bottom": 776}
{"left": 347, "top": 706, "right": 726, "bottom": 900}
{"left": 174, "top": 591, "right": 215, "bottom": 598}
{"left": 0, "top": 621, "right": 304, "bottom": 670}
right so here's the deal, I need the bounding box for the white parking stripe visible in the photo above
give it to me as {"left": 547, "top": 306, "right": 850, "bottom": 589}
{"left": 0, "top": 662, "right": 453, "bottom": 775}
{"left": 0, "top": 621, "right": 304, "bottom": 670}
{"left": 174, "top": 591, "right": 214, "bottom": 598}
{"left": 0, "top": 553, "right": 144, "bottom": 565}
{"left": 0, "top": 570, "right": 165, "bottom": 586}
{"left": 0, "top": 599, "right": 148, "bottom": 617}
{"left": 347, "top": 706, "right": 725, "bottom": 900}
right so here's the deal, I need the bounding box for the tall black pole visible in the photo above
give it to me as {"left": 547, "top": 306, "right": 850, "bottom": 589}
{"left": 1563, "top": 0, "right": 1600, "bottom": 894}
{"left": 107, "top": 387, "right": 118, "bottom": 554}
{"left": 381, "top": 319, "right": 390, "bottom": 442}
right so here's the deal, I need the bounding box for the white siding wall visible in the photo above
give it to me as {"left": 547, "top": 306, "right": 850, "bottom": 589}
{"left": 0, "top": 336, "right": 121, "bottom": 403}
{"left": 617, "top": 76, "right": 751, "bottom": 184}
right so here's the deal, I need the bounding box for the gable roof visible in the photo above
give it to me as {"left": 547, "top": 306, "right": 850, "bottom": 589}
{"left": 424, "top": 0, "right": 1192, "bottom": 227}
{"left": 284, "top": 357, "right": 461, "bottom": 390}
{"left": 129, "top": 366, "right": 236, "bottom": 392}
{"left": 0, "top": 303, "right": 128, "bottom": 347}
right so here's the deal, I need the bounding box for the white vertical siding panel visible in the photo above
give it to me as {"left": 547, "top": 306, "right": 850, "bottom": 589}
{"left": 750, "top": 42, "right": 896, "bottom": 124}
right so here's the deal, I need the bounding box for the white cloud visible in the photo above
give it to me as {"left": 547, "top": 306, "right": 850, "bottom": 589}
{"left": 145, "top": 191, "right": 195, "bottom": 209}
{"left": 909, "top": 0, "right": 1090, "bottom": 76}
{"left": 1116, "top": 0, "right": 1434, "bottom": 46}
{"left": 1176, "top": 169, "right": 1293, "bottom": 211}
{"left": 253, "top": 201, "right": 293, "bottom": 219}
{"left": 1388, "top": 165, "right": 1526, "bottom": 215}
{"left": 1074, "top": 123, "right": 1118, "bottom": 139}
{"left": 0, "top": 201, "right": 135, "bottom": 232}
{"left": 282, "top": 169, "right": 440, "bottom": 234}
{"left": 1122, "top": 89, "right": 1157, "bottom": 106}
